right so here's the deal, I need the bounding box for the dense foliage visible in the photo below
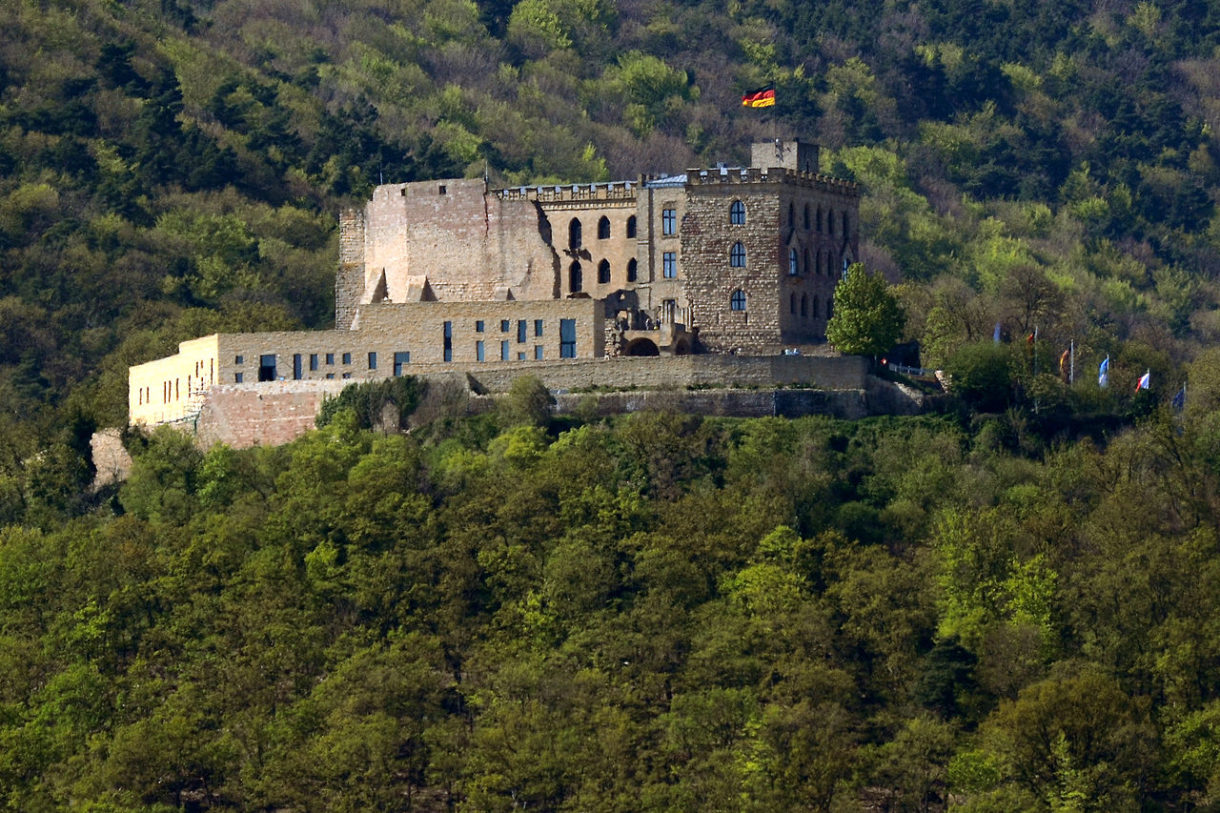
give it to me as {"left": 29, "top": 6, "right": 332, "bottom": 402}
{"left": 4, "top": 0, "right": 1220, "bottom": 807}
{"left": 4, "top": 401, "right": 1220, "bottom": 809}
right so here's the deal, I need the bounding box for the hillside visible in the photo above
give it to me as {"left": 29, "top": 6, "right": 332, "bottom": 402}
{"left": 4, "top": 1, "right": 1220, "bottom": 807}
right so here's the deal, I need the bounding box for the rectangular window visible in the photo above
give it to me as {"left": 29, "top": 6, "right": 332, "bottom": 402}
{"left": 476, "top": 340, "right": 485, "bottom": 362}
{"left": 501, "top": 340, "right": 510, "bottom": 361}
{"left": 663, "top": 251, "right": 676, "bottom": 278}
{"left": 368, "top": 352, "right": 377, "bottom": 370}
{"left": 393, "top": 351, "right": 410, "bottom": 375}
{"left": 325, "top": 373, "right": 334, "bottom": 379}
{"left": 258, "top": 354, "right": 276, "bottom": 382}
{"left": 517, "top": 320, "right": 527, "bottom": 343}
{"left": 534, "top": 319, "right": 544, "bottom": 337}
{"left": 534, "top": 345, "right": 543, "bottom": 360}
{"left": 443, "top": 321, "right": 453, "bottom": 362}
{"left": 560, "top": 319, "right": 576, "bottom": 358}
{"left": 326, "top": 353, "right": 334, "bottom": 365}
{"left": 662, "top": 208, "right": 676, "bottom": 235}
{"left": 517, "top": 352, "right": 526, "bottom": 361}
{"left": 342, "top": 352, "right": 351, "bottom": 365}
{"left": 342, "top": 372, "right": 351, "bottom": 379}
{"left": 234, "top": 355, "right": 243, "bottom": 365}
{"left": 235, "top": 372, "right": 244, "bottom": 383}
{"left": 501, "top": 319, "right": 510, "bottom": 332}
{"left": 475, "top": 320, "right": 484, "bottom": 333}
{"left": 293, "top": 354, "right": 303, "bottom": 380}
{"left": 309, "top": 353, "right": 318, "bottom": 371}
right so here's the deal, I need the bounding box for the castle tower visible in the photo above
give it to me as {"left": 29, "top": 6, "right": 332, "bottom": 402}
{"left": 750, "top": 139, "right": 819, "bottom": 173}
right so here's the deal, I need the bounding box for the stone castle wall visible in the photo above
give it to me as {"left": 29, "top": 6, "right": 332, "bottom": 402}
{"left": 182, "top": 354, "right": 873, "bottom": 447}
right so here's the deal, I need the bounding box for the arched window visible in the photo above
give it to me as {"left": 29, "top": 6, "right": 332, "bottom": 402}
{"left": 597, "top": 216, "right": 611, "bottom": 239}
{"left": 626, "top": 215, "right": 637, "bottom": 238}
{"left": 730, "top": 200, "right": 746, "bottom": 225}
{"left": 730, "top": 242, "right": 746, "bottom": 267}
{"left": 827, "top": 294, "right": 834, "bottom": 320}
{"left": 788, "top": 203, "right": 795, "bottom": 229}
{"left": 569, "top": 261, "right": 582, "bottom": 292}
{"left": 789, "top": 247, "right": 799, "bottom": 276}
{"left": 800, "top": 294, "right": 808, "bottom": 318}
{"left": 597, "top": 259, "right": 610, "bottom": 284}
{"left": 569, "top": 218, "right": 582, "bottom": 249}
{"left": 627, "top": 258, "right": 638, "bottom": 282}
{"left": 804, "top": 204, "right": 810, "bottom": 230}
{"left": 731, "top": 289, "right": 746, "bottom": 311}
{"left": 790, "top": 293, "right": 796, "bottom": 314}
{"left": 813, "top": 295, "right": 820, "bottom": 318}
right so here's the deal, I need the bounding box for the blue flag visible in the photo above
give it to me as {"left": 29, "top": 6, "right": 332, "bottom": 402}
{"left": 1172, "top": 386, "right": 1186, "bottom": 412}
{"left": 993, "top": 323, "right": 1001, "bottom": 343}
{"left": 1099, "top": 356, "right": 1109, "bottom": 388}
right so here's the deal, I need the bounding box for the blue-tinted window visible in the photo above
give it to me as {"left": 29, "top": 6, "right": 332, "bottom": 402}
{"left": 730, "top": 242, "right": 746, "bottom": 267}
{"left": 517, "top": 320, "right": 527, "bottom": 343}
{"left": 309, "top": 353, "right": 318, "bottom": 371}
{"left": 501, "top": 340, "right": 510, "bottom": 361}
{"left": 476, "top": 341, "right": 485, "bottom": 362}
{"left": 444, "top": 321, "right": 453, "bottom": 362}
{"left": 789, "top": 248, "right": 799, "bottom": 276}
{"left": 234, "top": 372, "right": 243, "bottom": 383}
{"left": 662, "top": 208, "right": 676, "bottom": 235}
{"left": 342, "top": 352, "right": 351, "bottom": 365}
{"left": 731, "top": 289, "right": 746, "bottom": 311}
{"left": 368, "top": 352, "right": 377, "bottom": 370}
{"left": 730, "top": 200, "right": 745, "bottom": 225}
{"left": 534, "top": 319, "right": 544, "bottom": 337}
{"left": 560, "top": 319, "right": 576, "bottom": 358}
{"left": 501, "top": 319, "right": 510, "bottom": 332}
{"left": 393, "top": 351, "right": 410, "bottom": 375}
{"left": 476, "top": 320, "right": 484, "bottom": 332}
{"left": 293, "top": 354, "right": 303, "bottom": 380}
{"left": 535, "top": 345, "right": 543, "bottom": 360}
{"left": 663, "top": 251, "right": 676, "bottom": 278}
{"left": 325, "top": 353, "right": 334, "bottom": 365}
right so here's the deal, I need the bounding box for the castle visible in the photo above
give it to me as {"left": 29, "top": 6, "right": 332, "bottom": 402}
{"left": 129, "top": 138, "right": 861, "bottom": 435}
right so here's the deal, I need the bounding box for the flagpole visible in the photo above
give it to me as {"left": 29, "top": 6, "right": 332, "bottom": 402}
{"left": 1069, "top": 340, "right": 1074, "bottom": 385}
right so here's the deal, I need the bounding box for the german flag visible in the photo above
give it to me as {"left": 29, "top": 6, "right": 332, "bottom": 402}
{"left": 741, "top": 85, "right": 776, "bottom": 108}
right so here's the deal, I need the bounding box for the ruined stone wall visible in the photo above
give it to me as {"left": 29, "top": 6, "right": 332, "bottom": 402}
{"left": 356, "top": 179, "right": 562, "bottom": 304}
{"left": 335, "top": 207, "right": 365, "bottom": 330}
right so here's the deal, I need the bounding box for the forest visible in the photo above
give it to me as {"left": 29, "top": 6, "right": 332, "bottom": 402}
{"left": 4, "top": 0, "right": 1220, "bottom": 808}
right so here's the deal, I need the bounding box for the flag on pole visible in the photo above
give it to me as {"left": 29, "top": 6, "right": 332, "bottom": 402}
{"left": 1172, "top": 385, "right": 1187, "bottom": 411}
{"left": 741, "top": 86, "right": 776, "bottom": 108}
{"left": 1135, "top": 370, "right": 1150, "bottom": 392}
{"left": 1099, "top": 356, "right": 1109, "bottom": 388}
{"left": 1059, "top": 349, "right": 1070, "bottom": 379}
{"left": 993, "top": 323, "right": 1001, "bottom": 343}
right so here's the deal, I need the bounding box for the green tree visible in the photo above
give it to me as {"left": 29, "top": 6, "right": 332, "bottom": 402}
{"left": 826, "top": 264, "right": 906, "bottom": 358}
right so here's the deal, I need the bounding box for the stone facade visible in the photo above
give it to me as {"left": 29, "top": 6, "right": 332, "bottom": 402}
{"left": 335, "top": 137, "right": 859, "bottom": 357}
{"left": 129, "top": 135, "right": 864, "bottom": 443}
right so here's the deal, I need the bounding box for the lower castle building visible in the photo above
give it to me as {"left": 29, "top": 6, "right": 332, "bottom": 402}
{"left": 130, "top": 137, "right": 859, "bottom": 429}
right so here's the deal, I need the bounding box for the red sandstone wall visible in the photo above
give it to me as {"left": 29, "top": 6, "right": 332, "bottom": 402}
{"left": 195, "top": 382, "right": 347, "bottom": 449}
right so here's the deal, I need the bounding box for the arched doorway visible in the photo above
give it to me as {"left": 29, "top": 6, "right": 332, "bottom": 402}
{"left": 624, "top": 338, "right": 660, "bottom": 356}
{"left": 569, "top": 261, "right": 582, "bottom": 293}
